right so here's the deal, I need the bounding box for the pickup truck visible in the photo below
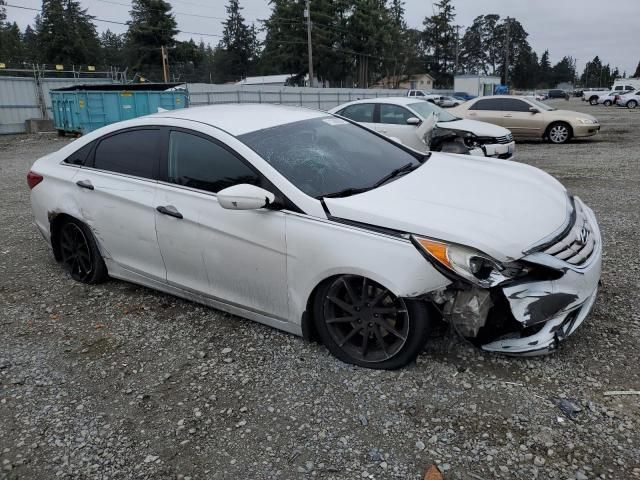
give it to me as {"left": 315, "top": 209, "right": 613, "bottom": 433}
{"left": 582, "top": 89, "right": 612, "bottom": 105}
{"left": 406, "top": 90, "right": 442, "bottom": 103}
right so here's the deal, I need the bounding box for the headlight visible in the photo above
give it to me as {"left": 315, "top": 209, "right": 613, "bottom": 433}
{"left": 412, "top": 236, "right": 516, "bottom": 288}
{"left": 577, "top": 118, "right": 596, "bottom": 124}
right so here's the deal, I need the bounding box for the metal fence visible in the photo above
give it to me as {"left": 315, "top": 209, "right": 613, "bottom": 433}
{"left": 187, "top": 83, "right": 453, "bottom": 111}
{"left": 0, "top": 74, "right": 117, "bottom": 134}
{"left": 0, "top": 76, "right": 453, "bottom": 134}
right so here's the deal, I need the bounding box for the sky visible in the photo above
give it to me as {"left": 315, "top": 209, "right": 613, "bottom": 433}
{"left": 4, "top": 0, "right": 640, "bottom": 76}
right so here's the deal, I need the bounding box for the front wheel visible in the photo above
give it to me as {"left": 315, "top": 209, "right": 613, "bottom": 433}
{"left": 547, "top": 122, "right": 572, "bottom": 144}
{"left": 589, "top": 97, "right": 598, "bottom": 106}
{"left": 56, "top": 219, "right": 108, "bottom": 284}
{"left": 603, "top": 100, "right": 612, "bottom": 106}
{"left": 313, "top": 275, "right": 431, "bottom": 369}
{"left": 628, "top": 100, "right": 638, "bottom": 109}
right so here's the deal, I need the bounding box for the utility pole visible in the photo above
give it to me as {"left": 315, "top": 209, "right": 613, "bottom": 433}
{"left": 161, "top": 46, "right": 169, "bottom": 83}
{"left": 304, "top": 0, "right": 314, "bottom": 88}
{"left": 454, "top": 25, "right": 460, "bottom": 74}
{"left": 504, "top": 17, "right": 511, "bottom": 88}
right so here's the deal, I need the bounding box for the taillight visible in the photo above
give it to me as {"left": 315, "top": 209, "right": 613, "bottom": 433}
{"left": 27, "top": 171, "right": 43, "bottom": 190}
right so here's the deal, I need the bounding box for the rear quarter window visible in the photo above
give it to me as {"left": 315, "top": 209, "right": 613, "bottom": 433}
{"left": 64, "top": 141, "right": 95, "bottom": 166}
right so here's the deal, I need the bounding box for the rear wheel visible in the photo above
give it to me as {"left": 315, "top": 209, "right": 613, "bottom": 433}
{"left": 603, "top": 100, "right": 612, "bottom": 107}
{"left": 547, "top": 122, "right": 572, "bottom": 144}
{"left": 589, "top": 97, "right": 598, "bottom": 106}
{"left": 313, "top": 275, "right": 431, "bottom": 369}
{"left": 628, "top": 100, "right": 638, "bottom": 109}
{"left": 57, "top": 219, "right": 107, "bottom": 284}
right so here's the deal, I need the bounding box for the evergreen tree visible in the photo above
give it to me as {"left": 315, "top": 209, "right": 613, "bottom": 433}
{"left": 100, "top": 29, "right": 125, "bottom": 67}
{"left": 22, "top": 25, "right": 40, "bottom": 63}
{"left": 36, "top": 0, "right": 100, "bottom": 66}
{"left": 213, "top": 0, "right": 258, "bottom": 83}
{"left": 125, "top": 0, "right": 177, "bottom": 76}
{"left": 421, "top": 0, "right": 456, "bottom": 85}
{"left": 551, "top": 56, "right": 576, "bottom": 86}
{"left": 634, "top": 61, "right": 640, "bottom": 78}
{"left": 538, "top": 49, "right": 551, "bottom": 86}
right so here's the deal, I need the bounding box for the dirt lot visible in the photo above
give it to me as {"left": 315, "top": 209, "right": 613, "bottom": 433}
{"left": 1, "top": 99, "right": 639, "bottom": 480}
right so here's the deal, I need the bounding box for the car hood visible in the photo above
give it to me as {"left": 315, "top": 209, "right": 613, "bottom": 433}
{"left": 324, "top": 153, "right": 571, "bottom": 262}
{"left": 438, "top": 118, "right": 510, "bottom": 138}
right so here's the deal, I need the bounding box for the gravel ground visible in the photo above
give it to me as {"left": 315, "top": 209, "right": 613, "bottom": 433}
{"left": 1, "top": 99, "right": 639, "bottom": 480}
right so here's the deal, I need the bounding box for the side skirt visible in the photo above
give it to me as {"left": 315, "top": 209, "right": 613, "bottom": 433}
{"left": 105, "top": 260, "right": 303, "bottom": 337}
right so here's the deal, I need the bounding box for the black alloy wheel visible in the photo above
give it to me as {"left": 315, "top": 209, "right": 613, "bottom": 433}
{"left": 313, "top": 275, "right": 430, "bottom": 369}
{"left": 57, "top": 220, "right": 107, "bottom": 284}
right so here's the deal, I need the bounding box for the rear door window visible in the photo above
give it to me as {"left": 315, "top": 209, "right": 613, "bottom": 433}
{"left": 469, "top": 98, "right": 504, "bottom": 111}
{"left": 339, "top": 104, "right": 375, "bottom": 123}
{"left": 500, "top": 99, "right": 532, "bottom": 112}
{"left": 93, "top": 129, "right": 160, "bottom": 179}
{"left": 166, "top": 130, "right": 259, "bottom": 194}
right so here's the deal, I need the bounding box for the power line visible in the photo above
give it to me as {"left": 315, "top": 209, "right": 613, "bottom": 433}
{"left": 3, "top": 3, "right": 221, "bottom": 37}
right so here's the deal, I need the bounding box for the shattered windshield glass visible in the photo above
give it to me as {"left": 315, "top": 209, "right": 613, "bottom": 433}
{"left": 408, "top": 101, "right": 458, "bottom": 122}
{"left": 238, "top": 117, "right": 422, "bottom": 198}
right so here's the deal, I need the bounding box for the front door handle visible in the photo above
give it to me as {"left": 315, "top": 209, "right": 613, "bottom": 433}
{"left": 75, "top": 179, "right": 94, "bottom": 190}
{"left": 156, "top": 205, "right": 183, "bottom": 219}
{"left": 503, "top": 114, "right": 513, "bottom": 118}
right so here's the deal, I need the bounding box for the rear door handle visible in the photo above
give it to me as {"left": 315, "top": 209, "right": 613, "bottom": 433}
{"left": 156, "top": 205, "right": 183, "bottom": 219}
{"left": 75, "top": 179, "right": 94, "bottom": 190}
{"left": 503, "top": 114, "right": 513, "bottom": 118}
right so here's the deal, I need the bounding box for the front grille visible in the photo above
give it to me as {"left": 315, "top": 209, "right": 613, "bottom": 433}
{"left": 495, "top": 133, "right": 514, "bottom": 144}
{"left": 543, "top": 201, "right": 596, "bottom": 266}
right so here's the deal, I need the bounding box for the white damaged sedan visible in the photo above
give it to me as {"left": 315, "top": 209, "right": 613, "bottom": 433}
{"left": 28, "top": 104, "right": 601, "bottom": 369}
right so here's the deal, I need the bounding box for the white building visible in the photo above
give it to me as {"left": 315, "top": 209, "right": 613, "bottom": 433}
{"left": 454, "top": 75, "right": 502, "bottom": 96}
{"left": 235, "top": 74, "right": 326, "bottom": 87}
{"left": 235, "top": 74, "right": 294, "bottom": 86}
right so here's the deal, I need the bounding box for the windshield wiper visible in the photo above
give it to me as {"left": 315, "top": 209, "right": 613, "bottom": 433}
{"left": 321, "top": 186, "right": 373, "bottom": 199}
{"left": 320, "top": 163, "right": 419, "bottom": 199}
{"left": 372, "top": 162, "right": 417, "bottom": 188}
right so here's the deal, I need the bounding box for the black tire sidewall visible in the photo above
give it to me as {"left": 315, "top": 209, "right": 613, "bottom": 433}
{"left": 58, "top": 219, "right": 108, "bottom": 284}
{"left": 312, "top": 278, "right": 431, "bottom": 370}
{"left": 628, "top": 100, "right": 638, "bottom": 109}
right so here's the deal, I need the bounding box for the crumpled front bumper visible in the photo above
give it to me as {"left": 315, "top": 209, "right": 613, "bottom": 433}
{"left": 481, "top": 198, "right": 602, "bottom": 356}
{"left": 482, "top": 141, "right": 516, "bottom": 160}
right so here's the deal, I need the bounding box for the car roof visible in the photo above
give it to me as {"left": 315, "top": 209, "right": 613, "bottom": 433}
{"left": 151, "top": 103, "right": 329, "bottom": 136}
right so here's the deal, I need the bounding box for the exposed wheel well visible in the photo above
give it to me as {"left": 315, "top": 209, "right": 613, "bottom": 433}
{"left": 50, "top": 213, "right": 81, "bottom": 262}
{"left": 301, "top": 275, "right": 341, "bottom": 343}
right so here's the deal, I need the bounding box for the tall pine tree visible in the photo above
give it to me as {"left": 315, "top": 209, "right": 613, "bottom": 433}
{"left": 125, "top": 0, "right": 177, "bottom": 76}
{"left": 213, "top": 0, "right": 258, "bottom": 83}
{"left": 37, "top": 0, "right": 100, "bottom": 66}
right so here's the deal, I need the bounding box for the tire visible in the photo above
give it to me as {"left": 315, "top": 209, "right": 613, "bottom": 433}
{"left": 546, "top": 122, "right": 572, "bottom": 144}
{"left": 603, "top": 100, "right": 612, "bottom": 107}
{"left": 589, "top": 97, "right": 598, "bottom": 106}
{"left": 56, "top": 218, "right": 108, "bottom": 284}
{"left": 312, "top": 275, "right": 431, "bottom": 369}
{"left": 628, "top": 100, "right": 638, "bottom": 109}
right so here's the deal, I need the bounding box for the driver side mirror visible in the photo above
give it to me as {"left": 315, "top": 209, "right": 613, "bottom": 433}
{"left": 217, "top": 184, "right": 275, "bottom": 210}
{"left": 406, "top": 117, "right": 421, "bottom": 126}
{"left": 529, "top": 107, "right": 540, "bottom": 114}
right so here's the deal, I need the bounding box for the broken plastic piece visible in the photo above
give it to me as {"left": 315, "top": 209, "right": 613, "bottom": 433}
{"left": 450, "top": 288, "right": 492, "bottom": 337}
{"left": 554, "top": 398, "right": 582, "bottom": 420}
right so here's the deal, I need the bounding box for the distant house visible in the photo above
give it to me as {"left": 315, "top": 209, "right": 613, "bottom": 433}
{"left": 375, "top": 73, "right": 435, "bottom": 90}
{"left": 556, "top": 82, "right": 574, "bottom": 91}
